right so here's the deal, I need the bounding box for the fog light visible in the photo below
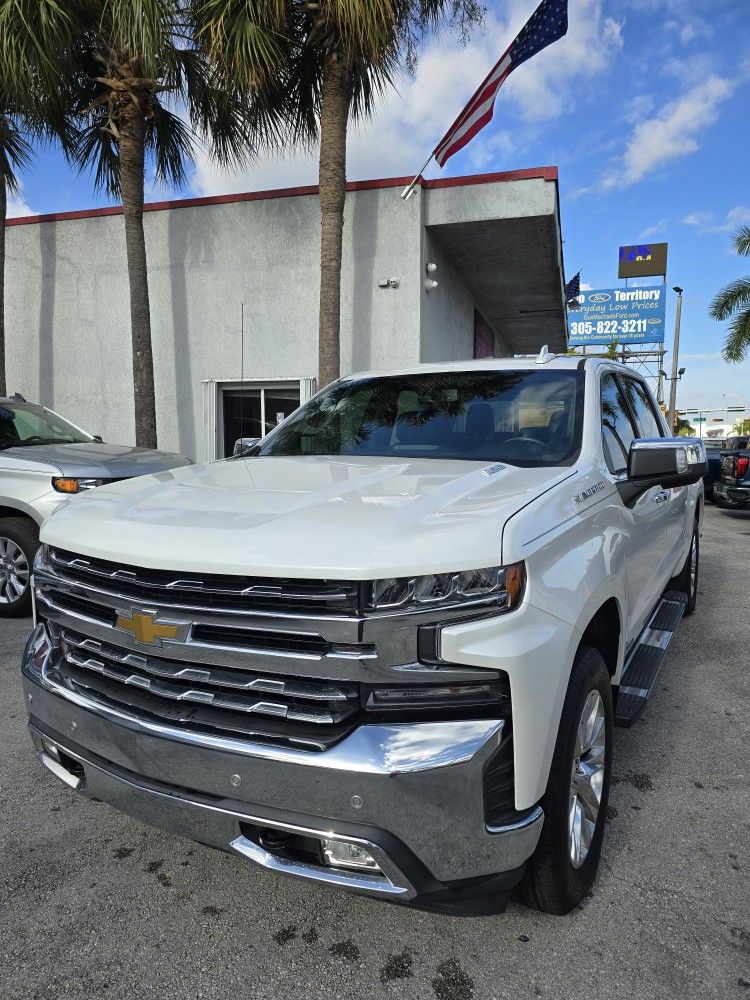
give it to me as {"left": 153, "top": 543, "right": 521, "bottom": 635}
{"left": 321, "top": 839, "right": 381, "bottom": 872}
{"left": 40, "top": 738, "right": 60, "bottom": 762}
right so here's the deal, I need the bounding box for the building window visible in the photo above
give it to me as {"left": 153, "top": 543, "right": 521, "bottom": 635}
{"left": 220, "top": 383, "right": 301, "bottom": 458}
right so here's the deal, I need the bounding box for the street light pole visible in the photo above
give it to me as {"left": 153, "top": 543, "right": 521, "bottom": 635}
{"left": 667, "top": 287, "right": 683, "bottom": 433}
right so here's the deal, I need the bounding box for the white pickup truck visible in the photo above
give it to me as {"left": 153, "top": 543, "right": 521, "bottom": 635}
{"left": 22, "top": 355, "right": 707, "bottom": 914}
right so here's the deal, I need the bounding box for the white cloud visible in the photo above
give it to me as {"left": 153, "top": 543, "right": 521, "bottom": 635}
{"left": 681, "top": 206, "right": 750, "bottom": 233}
{"left": 623, "top": 94, "right": 655, "bottom": 124}
{"left": 601, "top": 75, "right": 735, "bottom": 190}
{"left": 580, "top": 281, "right": 593, "bottom": 290}
{"left": 639, "top": 219, "right": 668, "bottom": 238}
{"left": 6, "top": 186, "right": 34, "bottom": 218}
{"left": 192, "top": 0, "right": 624, "bottom": 196}
{"left": 709, "top": 206, "right": 750, "bottom": 233}
{"left": 683, "top": 211, "right": 713, "bottom": 226}
{"left": 665, "top": 16, "right": 714, "bottom": 45}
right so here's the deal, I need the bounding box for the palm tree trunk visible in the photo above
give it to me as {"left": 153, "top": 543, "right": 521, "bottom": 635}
{"left": 119, "top": 105, "right": 157, "bottom": 448}
{"left": 317, "top": 52, "right": 353, "bottom": 388}
{"left": 0, "top": 175, "right": 6, "bottom": 398}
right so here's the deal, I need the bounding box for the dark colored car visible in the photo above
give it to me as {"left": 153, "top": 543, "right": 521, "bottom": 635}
{"left": 703, "top": 438, "right": 726, "bottom": 500}
{"left": 714, "top": 436, "right": 750, "bottom": 510}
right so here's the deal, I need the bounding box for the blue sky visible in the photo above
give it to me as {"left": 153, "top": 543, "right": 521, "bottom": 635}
{"left": 10, "top": 0, "right": 750, "bottom": 416}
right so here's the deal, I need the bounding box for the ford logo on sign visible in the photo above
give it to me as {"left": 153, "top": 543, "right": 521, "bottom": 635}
{"left": 589, "top": 293, "right": 611, "bottom": 303}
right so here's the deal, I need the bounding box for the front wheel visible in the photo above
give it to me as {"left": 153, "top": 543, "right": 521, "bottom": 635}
{"left": 0, "top": 518, "right": 38, "bottom": 617}
{"left": 519, "top": 645, "right": 613, "bottom": 914}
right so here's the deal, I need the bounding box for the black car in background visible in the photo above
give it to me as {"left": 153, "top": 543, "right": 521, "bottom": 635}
{"left": 713, "top": 436, "right": 750, "bottom": 510}
{"left": 703, "top": 438, "right": 727, "bottom": 500}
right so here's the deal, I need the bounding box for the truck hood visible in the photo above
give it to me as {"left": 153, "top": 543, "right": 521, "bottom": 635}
{"left": 41, "top": 455, "right": 574, "bottom": 578}
{"left": 0, "top": 441, "right": 190, "bottom": 478}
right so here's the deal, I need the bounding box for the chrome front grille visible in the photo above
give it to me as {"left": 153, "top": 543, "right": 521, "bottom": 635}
{"left": 49, "top": 548, "right": 361, "bottom": 615}
{"left": 56, "top": 628, "right": 361, "bottom": 751}
{"left": 34, "top": 549, "right": 376, "bottom": 751}
{"left": 34, "top": 547, "right": 501, "bottom": 752}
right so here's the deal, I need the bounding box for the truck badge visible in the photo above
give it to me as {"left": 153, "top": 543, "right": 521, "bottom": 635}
{"left": 573, "top": 482, "right": 607, "bottom": 505}
{"left": 115, "top": 611, "right": 180, "bottom": 646}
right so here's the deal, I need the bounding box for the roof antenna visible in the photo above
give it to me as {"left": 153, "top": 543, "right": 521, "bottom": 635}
{"left": 240, "top": 302, "right": 245, "bottom": 451}
{"left": 535, "top": 345, "right": 552, "bottom": 364}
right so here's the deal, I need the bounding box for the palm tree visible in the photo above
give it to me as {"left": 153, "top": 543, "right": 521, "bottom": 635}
{"left": 195, "top": 1, "right": 483, "bottom": 388}
{"left": 55, "top": 1, "right": 256, "bottom": 448}
{"left": 710, "top": 225, "right": 750, "bottom": 363}
{"left": 0, "top": 1, "right": 76, "bottom": 397}
{"left": 0, "top": 101, "right": 33, "bottom": 397}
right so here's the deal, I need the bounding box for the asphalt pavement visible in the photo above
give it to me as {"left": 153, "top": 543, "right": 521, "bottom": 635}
{"left": 1, "top": 504, "right": 748, "bottom": 1000}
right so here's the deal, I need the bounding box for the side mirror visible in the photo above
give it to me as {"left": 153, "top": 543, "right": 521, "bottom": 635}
{"left": 625, "top": 437, "right": 708, "bottom": 496}
{"left": 233, "top": 436, "right": 261, "bottom": 457}
{"left": 92, "top": 435, "right": 104, "bottom": 443}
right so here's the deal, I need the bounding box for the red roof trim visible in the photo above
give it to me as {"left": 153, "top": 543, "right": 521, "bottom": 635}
{"left": 6, "top": 167, "right": 557, "bottom": 227}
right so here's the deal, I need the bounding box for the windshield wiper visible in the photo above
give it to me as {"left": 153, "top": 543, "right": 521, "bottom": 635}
{"left": 18, "top": 436, "right": 79, "bottom": 446}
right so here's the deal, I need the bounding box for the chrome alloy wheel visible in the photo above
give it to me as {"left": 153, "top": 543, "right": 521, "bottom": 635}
{"left": 0, "top": 536, "right": 30, "bottom": 605}
{"left": 569, "top": 689, "right": 606, "bottom": 869}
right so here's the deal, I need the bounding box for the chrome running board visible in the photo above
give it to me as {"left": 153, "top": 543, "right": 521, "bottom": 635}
{"left": 615, "top": 590, "right": 687, "bottom": 727}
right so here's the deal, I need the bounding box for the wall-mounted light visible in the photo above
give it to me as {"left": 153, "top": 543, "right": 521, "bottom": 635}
{"left": 424, "top": 279, "right": 439, "bottom": 292}
{"left": 426, "top": 262, "right": 438, "bottom": 274}
{"left": 378, "top": 278, "right": 400, "bottom": 289}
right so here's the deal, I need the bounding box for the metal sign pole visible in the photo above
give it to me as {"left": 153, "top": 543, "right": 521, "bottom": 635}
{"left": 667, "top": 287, "right": 683, "bottom": 432}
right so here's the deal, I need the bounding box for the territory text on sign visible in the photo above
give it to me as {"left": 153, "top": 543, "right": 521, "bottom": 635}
{"left": 568, "top": 286, "right": 666, "bottom": 346}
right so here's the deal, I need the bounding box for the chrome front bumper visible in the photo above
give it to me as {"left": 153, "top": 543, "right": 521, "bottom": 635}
{"left": 23, "top": 646, "right": 543, "bottom": 902}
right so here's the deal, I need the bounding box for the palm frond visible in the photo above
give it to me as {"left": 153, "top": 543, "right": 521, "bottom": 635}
{"left": 99, "top": 0, "right": 176, "bottom": 79}
{"left": 175, "top": 47, "right": 255, "bottom": 168}
{"left": 722, "top": 307, "right": 750, "bottom": 364}
{"left": 73, "top": 109, "right": 122, "bottom": 198}
{"left": 709, "top": 276, "right": 750, "bottom": 322}
{"left": 0, "top": 0, "right": 77, "bottom": 94}
{"left": 0, "top": 113, "right": 33, "bottom": 190}
{"left": 190, "top": 0, "right": 289, "bottom": 89}
{"left": 733, "top": 224, "right": 750, "bottom": 258}
{"left": 146, "top": 103, "right": 195, "bottom": 188}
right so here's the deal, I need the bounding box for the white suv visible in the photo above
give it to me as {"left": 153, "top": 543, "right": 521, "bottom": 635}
{"left": 22, "top": 356, "right": 706, "bottom": 913}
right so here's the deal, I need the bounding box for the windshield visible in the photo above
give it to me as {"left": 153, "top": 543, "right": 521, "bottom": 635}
{"left": 0, "top": 402, "right": 90, "bottom": 449}
{"left": 258, "top": 369, "right": 584, "bottom": 467}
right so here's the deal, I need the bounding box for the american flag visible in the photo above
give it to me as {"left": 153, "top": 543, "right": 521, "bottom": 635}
{"left": 433, "top": 0, "right": 569, "bottom": 168}
{"left": 565, "top": 271, "right": 581, "bottom": 303}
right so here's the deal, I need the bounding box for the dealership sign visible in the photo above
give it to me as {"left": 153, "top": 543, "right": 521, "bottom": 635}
{"left": 568, "top": 286, "right": 666, "bottom": 346}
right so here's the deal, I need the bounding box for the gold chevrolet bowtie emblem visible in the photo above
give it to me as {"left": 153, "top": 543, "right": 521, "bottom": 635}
{"left": 115, "top": 611, "right": 179, "bottom": 646}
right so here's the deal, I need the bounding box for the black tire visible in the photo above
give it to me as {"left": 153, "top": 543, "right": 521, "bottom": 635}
{"left": 519, "top": 645, "right": 613, "bottom": 914}
{"left": 669, "top": 521, "right": 699, "bottom": 617}
{"left": 0, "top": 517, "right": 39, "bottom": 617}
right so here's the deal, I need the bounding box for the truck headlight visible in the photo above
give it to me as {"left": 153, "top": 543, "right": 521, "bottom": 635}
{"left": 368, "top": 562, "right": 525, "bottom": 612}
{"left": 52, "top": 477, "right": 103, "bottom": 494}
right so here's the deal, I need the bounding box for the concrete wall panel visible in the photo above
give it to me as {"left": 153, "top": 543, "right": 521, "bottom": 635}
{"left": 6, "top": 186, "right": 422, "bottom": 460}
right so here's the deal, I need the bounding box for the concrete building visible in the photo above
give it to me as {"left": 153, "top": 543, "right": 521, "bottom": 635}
{"left": 6, "top": 166, "right": 567, "bottom": 462}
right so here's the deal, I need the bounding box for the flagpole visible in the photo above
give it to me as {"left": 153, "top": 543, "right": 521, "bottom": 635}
{"left": 400, "top": 150, "right": 436, "bottom": 201}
